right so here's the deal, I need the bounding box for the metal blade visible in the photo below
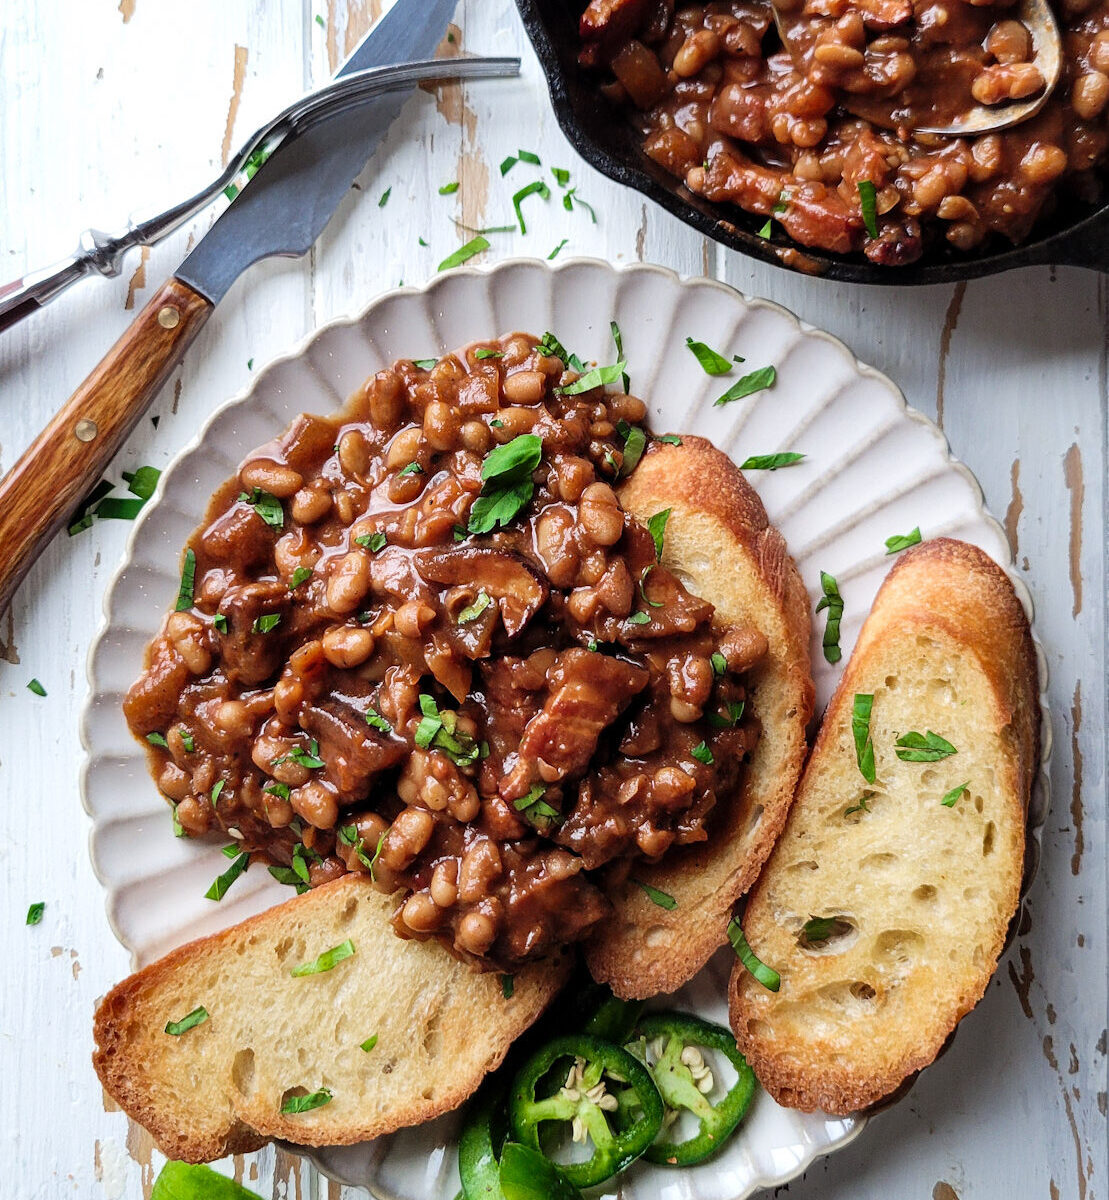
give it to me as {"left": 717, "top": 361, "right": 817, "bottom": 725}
{"left": 177, "top": 0, "right": 459, "bottom": 304}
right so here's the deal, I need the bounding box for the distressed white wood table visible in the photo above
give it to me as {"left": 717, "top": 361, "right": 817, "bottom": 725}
{"left": 0, "top": 3, "right": 1104, "bottom": 1198}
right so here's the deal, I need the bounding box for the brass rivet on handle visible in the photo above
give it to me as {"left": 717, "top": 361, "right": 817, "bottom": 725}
{"left": 74, "top": 419, "right": 98, "bottom": 443}
{"left": 157, "top": 305, "right": 180, "bottom": 329}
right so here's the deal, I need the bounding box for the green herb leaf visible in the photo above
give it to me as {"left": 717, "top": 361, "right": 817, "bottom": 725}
{"left": 221, "top": 843, "right": 240, "bottom": 859}
{"left": 213, "top": 613, "right": 228, "bottom": 633}
{"left": 267, "top": 864, "right": 308, "bottom": 894}
{"left": 365, "top": 707, "right": 392, "bottom": 733}
{"left": 895, "top": 731, "right": 958, "bottom": 762}
{"left": 714, "top": 366, "right": 777, "bottom": 405}
{"left": 458, "top": 590, "right": 493, "bottom": 623}
{"left": 501, "top": 974, "right": 515, "bottom": 999}
{"left": 500, "top": 155, "right": 519, "bottom": 175}
{"left": 252, "top": 613, "right": 282, "bottom": 634}
{"left": 740, "top": 452, "right": 805, "bottom": 471}
{"left": 708, "top": 699, "right": 746, "bottom": 729}
{"left": 858, "top": 180, "right": 879, "bottom": 238}
{"left": 179, "top": 728, "right": 195, "bottom": 752}
{"left": 609, "top": 320, "right": 630, "bottom": 392}
{"left": 151, "top": 1162, "right": 267, "bottom": 1200}
{"left": 360, "top": 1034, "right": 378, "bottom": 1053}
{"left": 626, "top": 610, "right": 650, "bottom": 626}
{"left": 289, "top": 566, "right": 313, "bottom": 589}
{"left": 204, "top": 852, "right": 249, "bottom": 901}
{"left": 801, "top": 916, "right": 836, "bottom": 942}
{"left": 26, "top": 902, "right": 44, "bottom": 926}
{"left": 147, "top": 731, "right": 168, "bottom": 748}
{"left": 474, "top": 348, "right": 504, "bottom": 360}
{"left": 238, "top": 487, "right": 285, "bottom": 528}
{"left": 691, "top": 741, "right": 714, "bottom": 765}
{"left": 438, "top": 235, "right": 489, "bottom": 271}
{"left": 413, "top": 358, "right": 438, "bottom": 369}
{"left": 547, "top": 238, "right": 569, "bottom": 260}
{"left": 273, "top": 741, "right": 325, "bottom": 770}
{"left": 656, "top": 433, "right": 682, "bottom": 445}
{"left": 67, "top": 478, "right": 115, "bottom": 535}
{"left": 291, "top": 938, "right": 355, "bottom": 977}
{"left": 845, "top": 793, "right": 872, "bottom": 817}
{"left": 633, "top": 880, "right": 677, "bottom": 910}
{"left": 646, "top": 508, "right": 671, "bottom": 561}
{"left": 26, "top": 678, "right": 46, "bottom": 696}
{"left": 711, "top": 651, "right": 727, "bottom": 676}
{"left": 941, "top": 781, "right": 970, "bottom": 807}
{"left": 210, "top": 779, "right": 226, "bottom": 806}
{"left": 175, "top": 548, "right": 197, "bottom": 612}
{"left": 562, "top": 188, "right": 597, "bottom": 223}
{"left": 165, "top": 1005, "right": 209, "bottom": 1036}
{"left": 685, "top": 337, "right": 733, "bottom": 375}
{"left": 517, "top": 149, "right": 540, "bottom": 165}
{"left": 512, "top": 180, "right": 551, "bottom": 234}
{"left": 378, "top": 186, "right": 391, "bottom": 207}
{"left": 355, "top": 531, "right": 388, "bottom": 552}
{"left": 397, "top": 462, "right": 423, "bottom": 478}
{"left": 756, "top": 218, "right": 773, "bottom": 239}
{"left": 619, "top": 422, "right": 647, "bottom": 476}
{"left": 727, "top": 918, "right": 781, "bottom": 991}
{"left": 555, "top": 360, "right": 627, "bottom": 396}
{"left": 885, "top": 527, "right": 922, "bottom": 555}
{"left": 281, "top": 1088, "right": 333, "bottom": 1114}
{"left": 90, "top": 496, "right": 145, "bottom": 521}
{"left": 852, "top": 693, "right": 876, "bottom": 784}
{"left": 468, "top": 434, "right": 543, "bottom": 534}
{"left": 439, "top": 181, "right": 460, "bottom": 195}
{"left": 123, "top": 465, "right": 162, "bottom": 501}
{"left": 551, "top": 166, "right": 570, "bottom": 187}
{"left": 315, "top": 13, "right": 325, "bottom": 26}
{"left": 815, "top": 570, "right": 844, "bottom": 664}
{"left": 513, "top": 784, "right": 561, "bottom": 828}
{"left": 638, "top": 565, "right": 664, "bottom": 608}
{"left": 171, "top": 805, "right": 184, "bottom": 837}
{"left": 265, "top": 782, "right": 291, "bottom": 800}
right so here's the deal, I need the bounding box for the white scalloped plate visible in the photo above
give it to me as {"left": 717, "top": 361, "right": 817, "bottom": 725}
{"left": 80, "top": 258, "right": 1051, "bottom": 1200}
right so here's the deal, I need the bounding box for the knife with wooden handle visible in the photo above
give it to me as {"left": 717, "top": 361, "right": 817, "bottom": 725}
{"left": 0, "top": 0, "right": 517, "bottom": 615}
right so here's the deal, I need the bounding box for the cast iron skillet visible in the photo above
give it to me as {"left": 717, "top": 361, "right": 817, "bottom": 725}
{"left": 516, "top": 0, "right": 1109, "bottom": 283}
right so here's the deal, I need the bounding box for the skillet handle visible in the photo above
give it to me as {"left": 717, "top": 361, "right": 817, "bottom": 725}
{"left": 0, "top": 275, "right": 212, "bottom": 616}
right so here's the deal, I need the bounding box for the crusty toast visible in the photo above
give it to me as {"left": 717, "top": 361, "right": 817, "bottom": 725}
{"left": 585, "top": 437, "right": 813, "bottom": 999}
{"left": 729, "top": 538, "right": 1038, "bottom": 1113}
{"left": 93, "top": 876, "right": 570, "bottom": 1162}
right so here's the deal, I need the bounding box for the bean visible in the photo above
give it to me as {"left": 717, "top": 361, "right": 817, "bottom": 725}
{"left": 456, "top": 909, "right": 497, "bottom": 955}
{"left": 291, "top": 486, "right": 331, "bottom": 524}
{"left": 673, "top": 29, "right": 720, "bottom": 77}
{"left": 458, "top": 840, "right": 503, "bottom": 903}
{"left": 338, "top": 430, "right": 373, "bottom": 477}
{"left": 402, "top": 892, "right": 442, "bottom": 932}
{"left": 813, "top": 41, "right": 865, "bottom": 70}
{"left": 215, "top": 700, "right": 253, "bottom": 738}
{"left": 430, "top": 859, "right": 459, "bottom": 908}
{"left": 460, "top": 419, "right": 493, "bottom": 454}
{"left": 240, "top": 460, "right": 303, "bottom": 499}
{"left": 502, "top": 369, "right": 547, "bottom": 405}
{"left": 394, "top": 601, "right": 436, "bottom": 639}
{"left": 365, "top": 370, "right": 406, "bottom": 429}
{"left": 578, "top": 482, "right": 624, "bottom": 547}
{"left": 291, "top": 780, "right": 339, "bottom": 830}
{"left": 986, "top": 19, "right": 1032, "bottom": 64}
{"left": 381, "top": 806, "right": 435, "bottom": 870}
{"left": 175, "top": 795, "right": 212, "bottom": 836}
{"left": 308, "top": 856, "right": 347, "bottom": 888}
{"left": 1073, "top": 70, "right": 1109, "bottom": 120}
{"left": 1020, "top": 142, "right": 1068, "bottom": 182}
{"left": 424, "top": 400, "right": 461, "bottom": 452}
{"left": 322, "top": 625, "right": 376, "bottom": 669}
{"left": 158, "top": 762, "right": 192, "bottom": 802}
{"left": 326, "top": 551, "right": 373, "bottom": 614}
{"left": 535, "top": 507, "right": 580, "bottom": 587}
{"left": 386, "top": 426, "right": 424, "bottom": 470}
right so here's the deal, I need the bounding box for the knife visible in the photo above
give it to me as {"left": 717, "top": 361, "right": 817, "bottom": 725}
{"left": 0, "top": 1, "right": 517, "bottom": 615}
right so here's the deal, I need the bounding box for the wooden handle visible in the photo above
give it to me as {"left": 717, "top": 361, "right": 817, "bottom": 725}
{"left": 0, "top": 276, "right": 212, "bottom": 614}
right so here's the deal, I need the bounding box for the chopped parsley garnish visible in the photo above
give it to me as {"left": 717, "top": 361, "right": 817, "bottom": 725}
{"left": 179, "top": 728, "right": 195, "bottom": 753}
{"left": 563, "top": 188, "right": 597, "bottom": 222}
{"left": 552, "top": 166, "right": 570, "bottom": 187}
{"left": 646, "top": 508, "right": 671, "bottom": 561}
{"left": 147, "top": 731, "right": 168, "bottom": 748}
{"left": 513, "top": 784, "right": 561, "bottom": 828}
{"left": 123, "top": 465, "right": 162, "bottom": 501}
{"left": 815, "top": 570, "right": 844, "bottom": 664}
{"left": 616, "top": 420, "right": 647, "bottom": 476}
{"left": 175, "top": 548, "right": 197, "bottom": 612}
{"left": 626, "top": 611, "right": 651, "bottom": 626}
{"left": 213, "top": 613, "right": 228, "bottom": 633}
{"left": 885, "top": 527, "right": 922, "bottom": 555}
{"left": 26, "top": 902, "right": 44, "bottom": 926}
{"left": 500, "top": 155, "right": 518, "bottom": 175}
{"left": 91, "top": 496, "right": 145, "bottom": 521}
{"left": 587, "top": 639, "right": 599, "bottom": 652}
{"left": 210, "top": 780, "right": 225, "bottom": 806}
{"left": 941, "top": 781, "right": 970, "bottom": 807}
{"left": 756, "top": 218, "right": 773, "bottom": 239}
{"left": 845, "top": 793, "right": 872, "bottom": 817}
{"left": 518, "top": 149, "right": 540, "bottom": 165}
{"left": 638, "top": 566, "right": 664, "bottom": 608}
{"left": 610, "top": 321, "right": 630, "bottom": 392}
{"left": 895, "top": 731, "right": 958, "bottom": 762}
{"left": 67, "top": 478, "right": 114, "bottom": 535}
{"left": 656, "top": 433, "right": 682, "bottom": 445}
{"left": 418, "top": 237, "right": 428, "bottom": 247}
{"left": 438, "top": 235, "right": 489, "bottom": 272}
{"left": 413, "top": 358, "right": 438, "bottom": 370}
{"left": 26, "top": 678, "right": 46, "bottom": 697}
{"left": 315, "top": 13, "right": 325, "bottom": 27}
{"left": 378, "top": 186, "right": 391, "bottom": 208}
{"left": 458, "top": 591, "right": 493, "bottom": 623}
{"left": 273, "top": 740, "right": 324, "bottom": 770}
{"left": 268, "top": 865, "right": 308, "bottom": 894}
{"left": 468, "top": 434, "right": 543, "bottom": 534}
{"left": 536, "top": 330, "right": 583, "bottom": 370}
{"left": 801, "top": 916, "right": 836, "bottom": 942}
{"left": 204, "top": 851, "right": 249, "bottom": 901}
{"left": 247, "top": 358, "right": 254, "bottom": 370}
{"left": 238, "top": 487, "right": 285, "bottom": 528}
{"left": 547, "top": 238, "right": 568, "bottom": 260}
{"left": 414, "top": 694, "right": 481, "bottom": 767}
{"left": 708, "top": 699, "right": 746, "bottom": 729}
{"left": 365, "top": 707, "right": 392, "bottom": 733}
{"left": 711, "top": 652, "right": 727, "bottom": 676}
{"left": 289, "top": 566, "right": 313, "bottom": 589}
{"left": 397, "top": 462, "right": 423, "bottom": 478}
{"left": 685, "top": 337, "right": 734, "bottom": 375}
{"left": 164, "top": 1006, "right": 209, "bottom": 1036}
{"left": 281, "top": 1088, "right": 332, "bottom": 1114}
{"left": 171, "top": 805, "right": 184, "bottom": 837}
{"left": 691, "top": 741, "right": 714, "bottom": 765}
{"left": 474, "top": 348, "right": 504, "bottom": 360}
{"left": 852, "top": 693, "right": 876, "bottom": 784}
{"left": 264, "top": 782, "right": 291, "bottom": 800}
{"left": 355, "top": 531, "right": 388, "bottom": 552}
{"left": 714, "top": 366, "right": 777, "bottom": 406}
{"left": 501, "top": 975, "right": 515, "bottom": 999}
{"left": 740, "top": 452, "right": 805, "bottom": 471}
{"left": 291, "top": 938, "right": 355, "bottom": 977}
{"left": 337, "top": 824, "right": 378, "bottom": 873}
{"left": 858, "top": 180, "right": 879, "bottom": 238}
{"left": 439, "top": 181, "right": 460, "bottom": 195}
{"left": 727, "top": 918, "right": 780, "bottom": 991}
{"left": 555, "top": 360, "right": 627, "bottom": 397}
{"left": 512, "top": 179, "right": 551, "bottom": 235}
{"left": 633, "top": 880, "right": 677, "bottom": 910}
{"left": 252, "top": 613, "right": 282, "bottom": 634}
{"left": 360, "top": 1034, "right": 378, "bottom": 1053}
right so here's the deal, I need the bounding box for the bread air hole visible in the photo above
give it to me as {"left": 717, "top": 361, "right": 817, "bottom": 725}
{"left": 983, "top": 821, "right": 996, "bottom": 855}
{"left": 232, "top": 1049, "right": 256, "bottom": 1096}
{"left": 928, "top": 677, "right": 957, "bottom": 706}
{"left": 815, "top": 980, "right": 877, "bottom": 1011}
{"left": 788, "top": 859, "right": 819, "bottom": 872}
{"left": 859, "top": 851, "right": 897, "bottom": 869}
{"left": 797, "top": 916, "right": 856, "bottom": 953}
{"left": 912, "top": 884, "right": 938, "bottom": 902}
{"left": 875, "top": 929, "right": 924, "bottom": 965}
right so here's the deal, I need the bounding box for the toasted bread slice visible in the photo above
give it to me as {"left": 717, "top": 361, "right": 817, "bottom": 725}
{"left": 93, "top": 876, "right": 569, "bottom": 1162}
{"left": 584, "top": 437, "right": 813, "bottom": 999}
{"left": 729, "top": 538, "right": 1038, "bottom": 1113}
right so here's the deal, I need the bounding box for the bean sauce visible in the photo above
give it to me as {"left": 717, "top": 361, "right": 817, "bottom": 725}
{"left": 125, "top": 332, "right": 765, "bottom": 969}
{"left": 580, "top": 0, "right": 1109, "bottom": 263}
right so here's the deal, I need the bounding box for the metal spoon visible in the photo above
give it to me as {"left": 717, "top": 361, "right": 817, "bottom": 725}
{"left": 770, "top": 0, "right": 1061, "bottom": 137}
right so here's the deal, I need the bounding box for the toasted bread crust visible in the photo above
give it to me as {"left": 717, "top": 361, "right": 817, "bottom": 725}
{"left": 729, "top": 538, "right": 1037, "bottom": 1113}
{"left": 585, "top": 437, "right": 813, "bottom": 998}
{"left": 93, "top": 876, "right": 568, "bottom": 1161}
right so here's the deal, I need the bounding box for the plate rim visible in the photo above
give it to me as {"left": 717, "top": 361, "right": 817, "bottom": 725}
{"left": 78, "top": 255, "right": 1052, "bottom": 1199}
